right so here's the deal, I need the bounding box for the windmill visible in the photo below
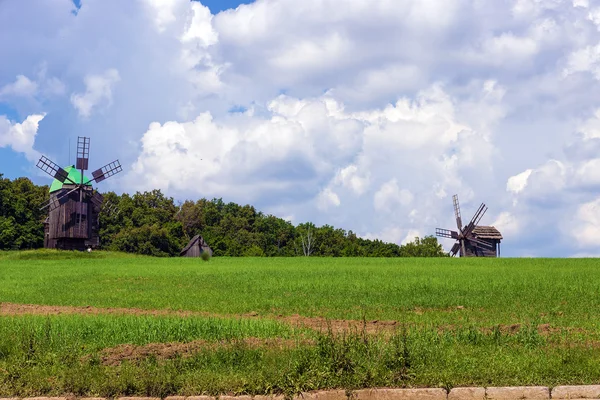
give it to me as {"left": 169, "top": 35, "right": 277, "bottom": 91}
{"left": 36, "top": 137, "right": 122, "bottom": 250}
{"left": 435, "top": 194, "right": 503, "bottom": 257}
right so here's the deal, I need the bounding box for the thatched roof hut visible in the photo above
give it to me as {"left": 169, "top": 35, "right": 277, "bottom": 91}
{"left": 472, "top": 226, "right": 503, "bottom": 240}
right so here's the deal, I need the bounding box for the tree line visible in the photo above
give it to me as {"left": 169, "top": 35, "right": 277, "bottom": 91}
{"left": 0, "top": 174, "right": 447, "bottom": 257}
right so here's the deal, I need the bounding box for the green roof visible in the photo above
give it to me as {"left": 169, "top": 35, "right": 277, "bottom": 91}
{"left": 49, "top": 166, "right": 93, "bottom": 193}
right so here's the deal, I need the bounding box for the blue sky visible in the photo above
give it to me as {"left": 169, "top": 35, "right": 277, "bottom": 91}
{"left": 195, "top": 0, "right": 254, "bottom": 14}
{"left": 73, "top": 0, "right": 255, "bottom": 15}
{"left": 1, "top": 0, "right": 600, "bottom": 256}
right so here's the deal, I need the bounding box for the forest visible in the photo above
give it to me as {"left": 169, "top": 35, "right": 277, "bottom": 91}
{"left": 0, "top": 174, "right": 446, "bottom": 257}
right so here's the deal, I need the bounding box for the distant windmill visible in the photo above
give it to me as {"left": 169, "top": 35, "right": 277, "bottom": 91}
{"left": 435, "top": 194, "right": 503, "bottom": 257}
{"left": 36, "top": 137, "right": 122, "bottom": 250}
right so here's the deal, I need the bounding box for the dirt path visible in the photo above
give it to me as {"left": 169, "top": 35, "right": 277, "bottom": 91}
{"left": 0, "top": 302, "right": 212, "bottom": 317}
{"left": 96, "top": 337, "right": 305, "bottom": 366}
{"left": 0, "top": 302, "right": 562, "bottom": 336}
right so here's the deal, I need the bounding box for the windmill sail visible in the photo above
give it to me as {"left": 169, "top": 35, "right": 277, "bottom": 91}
{"left": 90, "top": 160, "right": 122, "bottom": 183}
{"left": 76, "top": 136, "right": 90, "bottom": 171}
{"left": 36, "top": 156, "right": 76, "bottom": 184}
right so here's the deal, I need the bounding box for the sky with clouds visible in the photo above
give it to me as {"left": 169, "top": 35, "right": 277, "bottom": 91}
{"left": 1, "top": 0, "right": 600, "bottom": 257}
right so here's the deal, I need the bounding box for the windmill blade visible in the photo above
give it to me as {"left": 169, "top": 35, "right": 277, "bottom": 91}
{"left": 461, "top": 239, "right": 466, "bottom": 257}
{"left": 436, "top": 228, "right": 459, "bottom": 239}
{"left": 463, "top": 203, "right": 488, "bottom": 237}
{"left": 449, "top": 242, "right": 460, "bottom": 257}
{"left": 36, "top": 156, "right": 76, "bottom": 185}
{"left": 89, "top": 191, "right": 104, "bottom": 208}
{"left": 40, "top": 186, "right": 80, "bottom": 212}
{"left": 88, "top": 160, "right": 122, "bottom": 184}
{"left": 102, "top": 200, "right": 120, "bottom": 217}
{"left": 467, "top": 237, "right": 495, "bottom": 249}
{"left": 76, "top": 136, "right": 90, "bottom": 171}
{"left": 453, "top": 194, "right": 463, "bottom": 232}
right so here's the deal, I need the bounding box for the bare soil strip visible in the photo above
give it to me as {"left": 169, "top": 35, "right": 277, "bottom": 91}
{"left": 0, "top": 302, "right": 212, "bottom": 317}
{"left": 0, "top": 302, "right": 399, "bottom": 333}
{"left": 0, "top": 302, "right": 560, "bottom": 335}
{"left": 96, "top": 338, "right": 304, "bottom": 366}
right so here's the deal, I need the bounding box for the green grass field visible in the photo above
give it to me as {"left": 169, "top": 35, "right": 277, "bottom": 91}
{"left": 1, "top": 250, "right": 600, "bottom": 396}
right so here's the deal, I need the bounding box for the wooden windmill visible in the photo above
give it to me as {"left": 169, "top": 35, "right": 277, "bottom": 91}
{"left": 36, "top": 137, "right": 122, "bottom": 250}
{"left": 435, "top": 194, "right": 502, "bottom": 257}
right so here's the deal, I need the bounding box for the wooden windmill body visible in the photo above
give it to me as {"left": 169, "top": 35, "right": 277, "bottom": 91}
{"left": 435, "top": 194, "right": 503, "bottom": 257}
{"left": 38, "top": 137, "right": 122, "bottom": 251}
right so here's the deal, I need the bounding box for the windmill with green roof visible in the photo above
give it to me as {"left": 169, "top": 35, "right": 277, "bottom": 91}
{"left": 36, "top": 137, "right": 123, "bottom": 250}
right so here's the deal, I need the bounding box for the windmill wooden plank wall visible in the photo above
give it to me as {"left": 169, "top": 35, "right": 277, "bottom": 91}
{"left": 38, "top": 137, "right": 122, "bottom": 251}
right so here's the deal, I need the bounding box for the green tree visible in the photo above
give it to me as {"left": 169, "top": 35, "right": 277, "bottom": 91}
{"left": 400, "top": 236, "right": 447, "bottom": 257}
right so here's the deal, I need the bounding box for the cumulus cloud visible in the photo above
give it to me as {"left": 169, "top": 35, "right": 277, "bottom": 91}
{"left": 492, "top": 212, "right": 519, "bottom": 238}
{"left": 571, "top": 198, "right": 600, "bottom": 247}
{"left": 316, "top": 188, "right": 340, "bottom": 211}
{"left": 125, "top": 94, "right": 363, "bottom": 201}
{"left": 2, "top": 0, "right": 600, "bottom": 255}
{"left": 507, "top": 169, "right": 532, "bottom": 195}
{"left": 70, "top": 69, "right": 120, "bottom": 118}
{"left": 0, "top": 114, "right": 45, "bottom": 161}
{"left": 333, "top": 165, "right": 369, "bottom": 195}
{"left": 0, "top": 75, "right": 38, "bottom": 97}
{"left": 373, "top": 180, "right": 414, "bottom": 213}
{"left": 500, "top": 107, "right": 600, "bottom": 254}
{"left": 124, "top": 79, "right": 505, "bottom": 256}
{"left": 564, "top": 44, "right": 600, "bottom": 79}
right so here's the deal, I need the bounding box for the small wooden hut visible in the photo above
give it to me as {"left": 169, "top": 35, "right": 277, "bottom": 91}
{"left": 180, "top": 235, "right": 213, "bottom": 257}
{"left": 468, "top": 226, "right": 503, "bottom": 257}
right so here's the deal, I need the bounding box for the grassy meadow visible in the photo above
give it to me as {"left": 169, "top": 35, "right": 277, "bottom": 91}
{"left": 1, "top": 250, "right": 600, "bottom": 396}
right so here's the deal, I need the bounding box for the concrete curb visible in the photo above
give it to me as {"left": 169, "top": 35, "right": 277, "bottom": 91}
{"left": 4, "top": 386, "right": 600, "bottom": 400}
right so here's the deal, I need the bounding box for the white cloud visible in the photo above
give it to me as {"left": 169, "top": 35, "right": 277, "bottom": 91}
{"left": 373, "top": 180, "right": 414, "bottom": 212}
{"left": 2, "top": 0, "right": 600, "bottom": 256}
{"left": 571, "top": 198, "right": 600, "bottom": 247}
{"left": 143, "top": 0, "right": 183, "bottom": 32}
{"left": 579, "top": 108, "right": 600, "bottom": 139}
{"left": 499, "top": 107, "right": 600, "bottom": 253}
{"left": 575, "top": 158, "right": 600, "bottom": 186}
{"left": 334, "top": 164, "right": 369, "bottom": 195}
{"left": 316, "top": 188, "right": 340, "bottom": 210}
{"left": 0, "top": 68, "right": 66, "bottom": 101}
{"left": 70, "top": 69, "right": 120, "bottom": 118}
{"left": 492, "top": 211, "right": 520, "bottom": 238}
{"left": 363, "top": 227, "right": 405, "bottom": 244}
{"left": 0, "top": 114, "right": 45, "bottom": 161}
{"left": 588, "top": 7, "right": 600, "bottom": 29}
{"left": 0, "top": 75, "right": 38, "bottom": 97}
{"left": 515, "top": 160, "right": 568, "bottom": 201}
{"left": 507, "top": 169, "right": 533, "bottom": 194}
{"left": 401, "top": 229, "right": 422, "bottom": 245}
{"left": 483, "top": 33, "right": 539, "bottom": 61}
{"left": 564, "top": 44, "right": 600, "bottom": 79}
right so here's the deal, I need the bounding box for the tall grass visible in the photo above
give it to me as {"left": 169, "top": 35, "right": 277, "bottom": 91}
{"left": 0, "top": 315, "right": 599, "bottom": 397}
{"left": 0, "top": 314, "right": 295, "bottom": 353}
